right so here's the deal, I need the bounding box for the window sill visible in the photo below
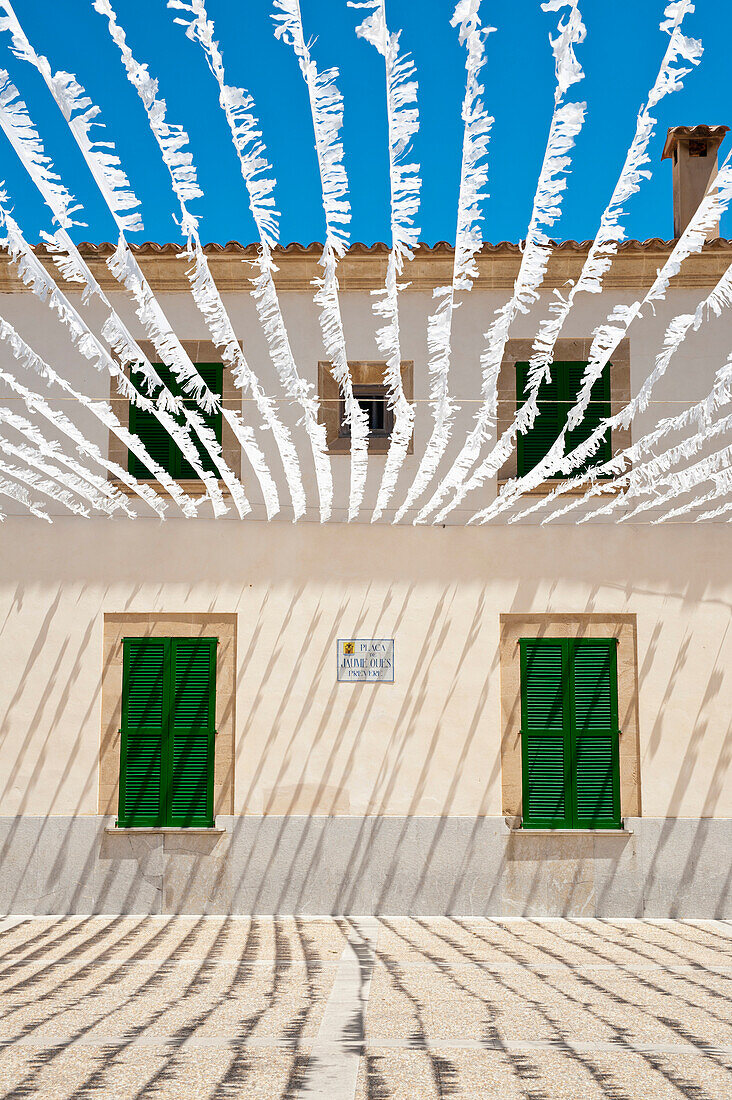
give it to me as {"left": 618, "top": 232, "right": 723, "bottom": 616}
{"left": 507, "top": 828, "right": 633, "bottom": 836}
{"left": 105, "top": 827, "right": 225, "bottom": 835}
{"left": 497, "top": 478, "right": 621, "bottom": 497}
{"left": 108, "top": 478, "right": 239, "bottom": 498}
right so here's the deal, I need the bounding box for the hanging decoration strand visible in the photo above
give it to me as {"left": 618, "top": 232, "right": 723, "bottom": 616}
{"left": 0, "top": 430, "right": 90, "bottom": 516}
{"left": 0, "top": 3, "right": 247, "bottom": 517}
{"left": 393, "top": 0, "right": 494, "bottom": 524}
{"left": 415, "top": 0, "right": 587, "bottom": 525}
{"left": 431, "top": 0, "right": 700, "bottom": 525}
{"left": 0, "top": 319, "right": 168, "bottom": 517}
{"left": 92, "top": 0, "right": 286, "bottom": 520}
{"left": 272, "top": 0, "right": 370, "bottom": 521}
{"left": 0, "top": 410, "right": 119, "bottom": 515}
{"left": 348, "top": 0, "right": 421, "bottom": 522}
{"left": 0, "top": 201, "right": 205, "bottom": 517}
{"left": 170, "top": 0, "right": 332, "bottom": 522}
{"left": 504, "top": 190, "right": 732, "bottom": 527}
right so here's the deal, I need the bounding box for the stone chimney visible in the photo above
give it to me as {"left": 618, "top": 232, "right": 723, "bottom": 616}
{"left": 662, "top": 125, "right": 729, "bottom": 239}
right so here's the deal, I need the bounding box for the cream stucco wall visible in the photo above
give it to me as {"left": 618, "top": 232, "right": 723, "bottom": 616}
{"left": 0, "top": 518, "right": 729, "bottom": 823}
{"left": 0, "top": 282, "right": 730, "bottom": 522}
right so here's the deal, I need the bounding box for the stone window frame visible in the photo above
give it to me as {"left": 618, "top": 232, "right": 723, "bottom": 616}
{"left": 497, "top": 338, "right": 631, "bottom": 493}
{"left": 318, "top": 360, "right": 414, "bottom": 455}
{"left": 108, "top": 340, "right": 242, "bottom": 496}
{"left": 499, "top": 613, "right": 641, "bottom": 828}
{"left": 100, "top": 613, "right": 236, "bottom": 822}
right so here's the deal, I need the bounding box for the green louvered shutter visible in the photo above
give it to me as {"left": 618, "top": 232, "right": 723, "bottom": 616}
{"left": 176, "top": 364, "right": 223, "bottom": 479}
{"left": 168, "top": 638, "right": 216, "bottom": 827}
{"left": 128, "top": 385, "right": 175, "bottom": 480}
{"left": 516, "top": 363, "right": 561, "bottom": 476}
{"left": 564, "top": 363, "right": 612, "bottom": 477}
{"left": 118, "top": 638, "right": 167, "bottom": 827}
{"left": 127, "top": 364, "right": 223, "bottom": 480}
{"left": 520, "top": 640, "right": 572, "bottom": 828}
{"left": 571, "top": 640, "right": 621, "bottom": 828}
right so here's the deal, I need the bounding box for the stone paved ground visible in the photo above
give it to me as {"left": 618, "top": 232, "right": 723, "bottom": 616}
{"left": 0, "top": 916, "right": 729, "bottom": 1099}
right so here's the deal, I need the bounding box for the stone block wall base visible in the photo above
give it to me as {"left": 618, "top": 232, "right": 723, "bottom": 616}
{"left": 0, "top": 816, "right": 728, "bottom": 918}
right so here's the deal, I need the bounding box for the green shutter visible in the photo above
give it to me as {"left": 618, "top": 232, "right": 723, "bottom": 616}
{"left": 520, "top": 640, "right": 572, "bottom": 828}
{"left": 177, "top": 364, "right": 223, "bottom": 479}
{"left": 516, "top": 361, "right": 612, "bottom": 479}
{"left": 128, "top": 390, "right": 175, "bottom": 480}
{"left": 571, "top": 640, "right": 621, "bottom": 828}
{"left": 564, "top": 363, "right": 612, "bottom": 475}
{"left": 118, "top": 638, "right": 167, "bottom": 827}
{"left": 520, "top": 638, "right": 621, "bottom": 830}
{"left": 117, "top": 636, "right": 217, "bottom": 828}
{"left": 168, "top": 638, "right": 216, "bottom": 827}
{"left": 127, "top": 364, "right": 223, "bottom": 480}
{"left": 516, "top": 363, "right": 561, "bottom": 476}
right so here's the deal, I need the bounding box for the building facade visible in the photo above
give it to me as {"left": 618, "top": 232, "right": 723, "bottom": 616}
{"left": 0, "top": 226, "right": 730, "bottom": 917}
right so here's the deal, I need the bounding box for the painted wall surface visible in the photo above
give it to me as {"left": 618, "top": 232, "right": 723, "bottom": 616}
{"left": 0, "top": 518, "right": 729, "bottom": 824}
{"left": 0, "top": 284, "right": 729, "bottom": 522}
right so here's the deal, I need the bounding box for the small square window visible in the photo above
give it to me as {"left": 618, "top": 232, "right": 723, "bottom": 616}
{"left": 339, "top": 385, "right": 394, "bottom": 439}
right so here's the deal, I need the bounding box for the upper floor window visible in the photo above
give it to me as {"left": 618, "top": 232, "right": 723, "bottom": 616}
{"left": 516, "top": 361, "right": 611, "bottom": 479}
{"left": 319, "top": 360, "right": 414, "bottom": 455}
{"left": 519, "top": 637, "right": 621, "bottom": 830}
{"left": 128, "top": 363, "right": 223, "bottom": 480}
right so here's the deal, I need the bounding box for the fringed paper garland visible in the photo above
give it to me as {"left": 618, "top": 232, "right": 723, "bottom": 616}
{"left": 392, "top": 0, "right": 493, "bottom": 524}
{"left": 94, "top": 0, "right": 292, "bottom": 521}
{"left": 498, "top": 180, "right": 732, "bottom": 527}
{"left": 0, "top": 319, "right": 169, "bottom": 516}
{"left": 171, "top": 0, "right": 332, "bottom": 522}
{"left": 417, "top": 0, "right": 587, "bottom": 525}
{"left": 0, "top": 19, "right": 249, "bottom": 517}
{"left": 443, "top": 1, "right": 700, "bottom": 526}
{"left": 349, "top": 0, "right": 421, "bottom": 521}
{"left": 273, "top": 0, "right": 370, "bottom": 521}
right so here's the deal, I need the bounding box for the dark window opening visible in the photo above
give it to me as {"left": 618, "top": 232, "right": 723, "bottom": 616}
{"left": 688, "top": 139, "right": 708, "bottom": 158}
{"left": 339, "top": 384, "right": 394, "bottom": 439}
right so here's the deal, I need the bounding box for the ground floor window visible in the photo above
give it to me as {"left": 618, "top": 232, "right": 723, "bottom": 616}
{"left": 117, "top": 636, "right": 217, "bottom": 828}
{"left": 520, "top": 637, "right": 621, "bottom": 829}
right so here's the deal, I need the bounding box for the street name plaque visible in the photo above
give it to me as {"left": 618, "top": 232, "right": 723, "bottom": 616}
{"left": 337, "top": 638, "right": 394, "bottom": 682}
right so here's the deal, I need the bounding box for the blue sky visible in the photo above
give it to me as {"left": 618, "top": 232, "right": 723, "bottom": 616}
{"left": 1, "top": 0, "right": 730, "bottom": 246}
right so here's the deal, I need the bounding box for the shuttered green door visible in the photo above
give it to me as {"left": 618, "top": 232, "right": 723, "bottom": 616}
{"left": 118, "top": 637, "right": 216, "bottom": 828}
{"left": 128, "top": 363, "right": 223, "bottom": 479}
{"left": 169, "top": 639, "right": 216, "bottom": 827}
{"left": 571, "top": 640, "right": 621, "bottom": 828}
{"left": 520, "top": 640, "right": 572, "bottom": 827}
{"left": 118, "top": 638, "right": 167, "bottom": 827}
{"left": 520, "top": 638, "right": 621, "bottom": 829}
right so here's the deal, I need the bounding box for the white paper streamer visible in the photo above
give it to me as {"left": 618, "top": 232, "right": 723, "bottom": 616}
{"left": 0, "top": 474, "right": 48, "bottom": 520}
{"left": 93, "top": 0, "right": 293, "bottom": 521}
{"left": 0, "top": 200, "right": 206, "bottom": 517}
{"left": 0, "top": 19, "right": 244, "bottom": 517}
{"left": 502, "top": 181, "right": 732, "bottom": 527}
{"left": 0, "top": 0, "right": 142, "bottom": 232}
{"left": 0, "top": 321, "right": 168, "bottom": 516}
{"left": 437, "top": 2, "right": 700, "bottom": 527}
{"left": 0, "top": 407, "right": 119, "bottom": 515}
{"left": 348, "top": 0, "right": 420, "bottom": 521}
{"left": 171, "top": 0, "right": 331, "bottom": 521}
{"left": 417, "top": 0, "right": 586, "bottom": 525}
{"left": 0, "top": 431, "right": 90, "bottom": 516}
{"left": 393, "top": 1, "right": 494, "bottom": 523}
{"left": 273, "top": 0, "right": 370, "bottom": 521}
